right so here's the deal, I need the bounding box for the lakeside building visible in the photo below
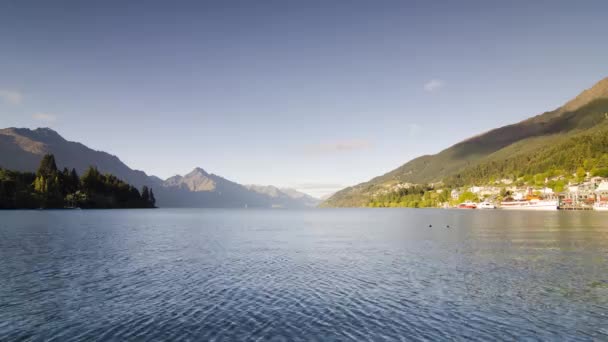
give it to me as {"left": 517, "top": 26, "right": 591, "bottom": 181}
{"left": 373, "top": 176, "right": 608, "bottom": 208}
{"left": 596, "top": 181, "right": 608, "bottom": 203}
{"left": 563, "top": 183, "right": 597, "bottom": 206}
{"left": 590, "top": 176, "right": 605, "bottom": 186}
{"left": 455, "top": 176, "right": 607, "bottom": 205}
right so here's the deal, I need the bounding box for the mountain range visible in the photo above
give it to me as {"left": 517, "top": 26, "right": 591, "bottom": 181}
{"left": 0, "top": 127, "right": 319, "bottom": 208}
{"left": 4, "top": 76, "right": 608, "bottom": 209}
{"left": 323, "top": 76, "right": 608, "bottom": 206}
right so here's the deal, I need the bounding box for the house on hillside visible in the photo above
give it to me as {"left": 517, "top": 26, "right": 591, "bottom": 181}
{"left": 590, "top": 176, "right": 605, "bottom": 186}
{"left": 468, "top": 186, "right": 500, "bottom": 197}
{"left": 451, "top": 189, "right": 460, "bottom": 200}
{"left": 469, "top": 186, "right": 482, "bottom": 194}
{"left": 596, "top": 181, "right": 608, "bottom": 203}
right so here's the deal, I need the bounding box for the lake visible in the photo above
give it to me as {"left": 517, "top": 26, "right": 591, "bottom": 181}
{"left": 0, "top": 209, "right": 607, "bottom": 341}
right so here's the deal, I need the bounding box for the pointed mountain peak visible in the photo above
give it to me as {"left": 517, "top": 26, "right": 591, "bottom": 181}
{"left": 187, "top": 167, "right": 209, "bottom": 177}
{"left": 163, "top": 167, "right": 215, "bottom": 192}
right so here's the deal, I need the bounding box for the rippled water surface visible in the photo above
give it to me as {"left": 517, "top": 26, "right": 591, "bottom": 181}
{"left": 1, "top": 209, "right": 607, "bottom": 341}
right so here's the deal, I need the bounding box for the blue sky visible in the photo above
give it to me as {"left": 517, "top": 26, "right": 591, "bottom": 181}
{"left": 1, "top": 1, "right": 608, "bottom": 197}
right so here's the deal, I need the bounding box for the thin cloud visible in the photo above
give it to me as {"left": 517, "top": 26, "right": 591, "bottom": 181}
{"left": 0, "top": 89, "right": 23, "bottom": 105}
{"left": 423, "top": 79, "right": 445, "bottom": 92}
{"left": 303, "top": 139, "right": 371, "bottom": 155}
{"left": 407, "top": 123, "right": 422, "bottom": 134}
{"left": 407, "top": 123, "right": 422, "bottom": 135}
{"left": 32, "top": 113, "right": 57, "bottom": 122}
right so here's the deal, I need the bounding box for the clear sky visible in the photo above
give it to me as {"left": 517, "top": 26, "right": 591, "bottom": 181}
{"left": 1, "top": 1, "right": 608, "bottom": 197}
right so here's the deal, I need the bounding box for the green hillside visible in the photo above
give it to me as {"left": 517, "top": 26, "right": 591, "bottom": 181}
{"left": 323, "top": 77, "right": 608, "bottom": 207}
{"left": 448, "top": 121, "right": 608, "bottom": 187}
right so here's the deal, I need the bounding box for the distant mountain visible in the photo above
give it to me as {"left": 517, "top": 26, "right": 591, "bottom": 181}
{"left": 324, "top": 76, "right": 608, "bottom": 207}
{"left": 319, "top": 192, "right": 336, "bottom": 201}
{"left": 158, "top": 170, "right": 318, "bottom": 208}
{"left": 0, "top": 128, "right": 316, "bottom": 208}
{"left": 279, "top": 187, "right": 321, "bottom": 206}
{"left": 164, "top": 168, "right": 217, "bottom": 192}
{"left": 245, "top": 185, "right": 320, "bottom": 208}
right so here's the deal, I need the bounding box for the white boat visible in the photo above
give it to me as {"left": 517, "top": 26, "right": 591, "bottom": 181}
{"left": 593, "top": 203, "right": 608, "bottom": 211}
{"left": 478, "top": 202, "right": 496, "bottom": 209}
{"left": 500, "top": 199, "right": 559, "bottom": 211}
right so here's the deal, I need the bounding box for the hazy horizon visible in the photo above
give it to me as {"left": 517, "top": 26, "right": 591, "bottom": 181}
{"left": 2, "top": 1, "right": 608, "bottom": 197}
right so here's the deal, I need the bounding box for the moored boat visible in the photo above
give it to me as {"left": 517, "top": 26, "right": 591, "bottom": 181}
{"left": 457, "top": 201, "right": 477, "bottom": 209}
{"left": 499, "top": 199, "right": 559, "bottom": 211}
{"left": 593, "top": 202, "right": 608, "bottom": 211}
{"left": 478, "top": 202, "right": 496, "bottom": 209}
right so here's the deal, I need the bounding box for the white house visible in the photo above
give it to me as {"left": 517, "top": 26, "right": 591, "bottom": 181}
{"left": 469, "top": 186, "right": 482, "bottom": 194}
{"left": 596, "top": 181, "right": 608, "bottom": 202}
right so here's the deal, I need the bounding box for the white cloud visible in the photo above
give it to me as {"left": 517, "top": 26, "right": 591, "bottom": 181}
{"left": 0, "top": 89, "right": 23, "bottom": 105}
{"left": 32, "top": 113, "right": 57, "bottom": 122}
{"left": 303, "top": 139, "right": 372, "bottom": 155}
{"left": 423, "top": 79, "right": 445, "bottom": 92}
{"left": 407, "top": 123, "right": 422, "bottom": 135}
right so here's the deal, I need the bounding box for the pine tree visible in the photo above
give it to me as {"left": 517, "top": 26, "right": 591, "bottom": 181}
{"left": 141, "top": 186, "right": 150, "bottom": 204}
{"left": 59, "top": 168, "right": 70, "bottom": 195}
{"left": 69, "top": 168, "right": 79, "bottom": 193}
{"left": 149, "top": 188, "right": 156, "bottom": 207}
{"left": 37, "top": 154, "right": 58, "bottom": 178}
{"left": 81, "top": 167, "right": 101, "bottom": 193}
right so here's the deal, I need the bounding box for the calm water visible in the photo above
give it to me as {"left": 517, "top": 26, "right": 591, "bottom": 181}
{"left": 1, "top": 209, "right": 607, "bottom": 341}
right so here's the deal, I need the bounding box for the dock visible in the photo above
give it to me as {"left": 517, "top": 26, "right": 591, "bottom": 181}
{"left": 559, "top": 206, "right": 594, "bottom": 211}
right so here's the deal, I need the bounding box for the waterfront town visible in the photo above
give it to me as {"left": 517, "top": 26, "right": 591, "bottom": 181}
{"left": 447, "top": 175, "right": 608, "bottom": 210}
{"left": 368, "top": 170, "right": 608, "bottom": 211}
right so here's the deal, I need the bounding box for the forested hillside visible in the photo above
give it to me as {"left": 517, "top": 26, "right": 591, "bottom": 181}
{"left": 0, "top": 154, "right": 156, "bottom": 209}
{"left": 448, "top": 122, "right": 608, "bottom": 187}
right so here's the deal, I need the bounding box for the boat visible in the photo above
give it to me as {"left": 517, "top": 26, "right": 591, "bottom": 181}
{"left": 593, "top": 202, "right": 608, "bottom": 211}
{"left": 499, "top": 199, "right": 559, "bottom": 211}
{"left": 478, "top": 202, "right": 496, "bottom": 209}
{"left": 457, "top": 201, "right": 477, "bottom": 209}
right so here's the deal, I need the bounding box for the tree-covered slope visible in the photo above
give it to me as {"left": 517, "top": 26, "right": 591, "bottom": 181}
{"left": 0, "top": 154, "right": 156, "bottom": 209}
{"left": 323, "top": 77, "right": 608, "bottom": 207}
{"left": 447, "top": 121, "right": 608, "bottom": 187}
